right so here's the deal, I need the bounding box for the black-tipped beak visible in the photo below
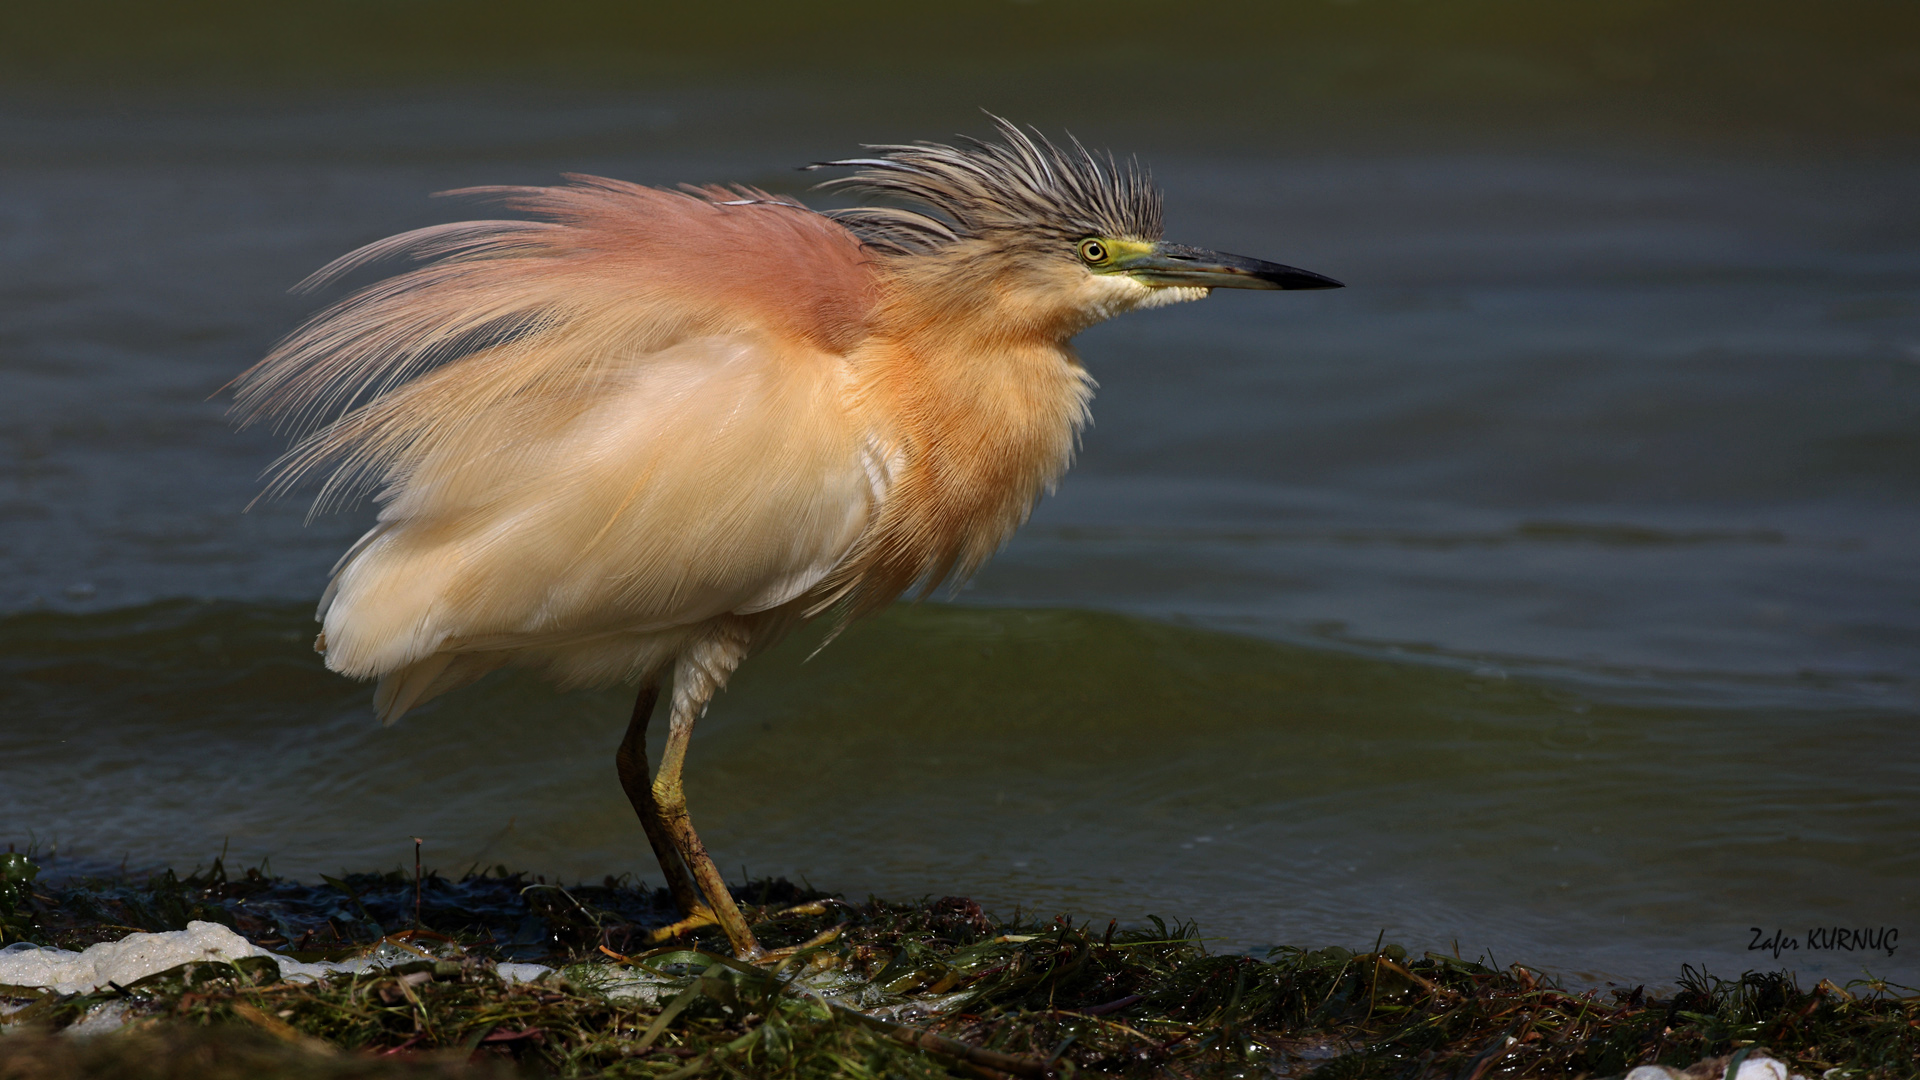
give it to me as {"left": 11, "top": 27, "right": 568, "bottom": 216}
{"left": 1122, "top": 242, "right": 1344, "bottom": 290}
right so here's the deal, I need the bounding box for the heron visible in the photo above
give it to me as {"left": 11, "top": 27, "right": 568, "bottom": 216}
{"left": 232, "top": 118, "right": 1341, "bottom": 960}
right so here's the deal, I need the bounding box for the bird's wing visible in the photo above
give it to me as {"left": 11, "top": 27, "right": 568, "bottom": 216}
{"left": 318, "top": 329, "right": 884, "bottom": 682}
{"left": 232, "top": 178, "right": 876, "bottom": 512}
{"left": 229, "top": 179, "right": 886, "bottom": 682}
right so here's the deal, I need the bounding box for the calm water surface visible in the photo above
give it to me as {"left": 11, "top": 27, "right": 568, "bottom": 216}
{"left": 1, "top": 87, "right": 1916, "bottom": 988}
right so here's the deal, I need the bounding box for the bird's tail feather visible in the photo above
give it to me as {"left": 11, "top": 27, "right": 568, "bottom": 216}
{"left": 372, "top": 652, "right": 506, "bottom": 724}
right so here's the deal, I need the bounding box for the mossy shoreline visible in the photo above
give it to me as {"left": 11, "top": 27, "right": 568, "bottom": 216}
{"left": 1, "top": 853, "right": 1914, "bottom": 1079}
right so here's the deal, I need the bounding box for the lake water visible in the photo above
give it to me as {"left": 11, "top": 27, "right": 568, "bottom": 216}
{"left": 1, "top": 80, "right": 1915, "bottom": 990}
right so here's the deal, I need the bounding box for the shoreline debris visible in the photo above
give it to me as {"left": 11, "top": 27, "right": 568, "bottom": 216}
{"left": 0, "top": 853, "right": 1913, "bottom": 1078}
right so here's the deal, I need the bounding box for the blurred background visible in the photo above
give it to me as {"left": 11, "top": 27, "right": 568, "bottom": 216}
{"left": 2, "top": 1, "right": 1916, "bottom": 988}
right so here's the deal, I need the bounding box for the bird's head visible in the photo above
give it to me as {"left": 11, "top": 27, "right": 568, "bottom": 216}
{"left": 812, "top": 117, "right": 1341, "bottom": 338}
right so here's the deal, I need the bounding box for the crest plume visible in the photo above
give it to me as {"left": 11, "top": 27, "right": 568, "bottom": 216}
{"left": 812, "top": 115, "right": 1164, "bottom": 256}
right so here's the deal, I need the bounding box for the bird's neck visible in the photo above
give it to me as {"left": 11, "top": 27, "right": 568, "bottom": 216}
{"left": 841, "top": 282, "right": 1094, "bottom": 608}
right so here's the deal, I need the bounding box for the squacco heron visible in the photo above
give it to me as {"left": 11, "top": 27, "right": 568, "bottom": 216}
{"left": 233, "top": 119, "right": 1340, "bottom": 960}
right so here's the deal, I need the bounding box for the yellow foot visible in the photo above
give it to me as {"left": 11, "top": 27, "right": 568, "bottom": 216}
{"left": 754, "top": 925, "right": 844, "bottom": 969}
{"left": 645, "top": 901, "right": 842, "bottom": 961}
{"left": 768, "top": 900, "right": 835, "bottom": 919}
{"left": 647, "top": 905, "right": 719, "bottom": 943}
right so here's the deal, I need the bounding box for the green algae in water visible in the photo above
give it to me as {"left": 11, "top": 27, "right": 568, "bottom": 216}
{"left": 0, "top": 852, "right": 37, "bottom": 946}
{"left": 2, "top": 855, "right": 1915, "bottom": 1079}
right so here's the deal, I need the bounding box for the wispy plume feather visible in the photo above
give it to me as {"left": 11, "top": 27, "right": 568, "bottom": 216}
{"left": 229, "top": 179, "right": 876, "bottom": 515}
{"left": 811, "top": 115, "right": 1163, "bottom": 255}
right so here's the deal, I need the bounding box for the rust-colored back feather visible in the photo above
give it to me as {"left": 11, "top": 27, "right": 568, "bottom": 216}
{"left": 233, "top": 180, "right": 876, "bottom": 511}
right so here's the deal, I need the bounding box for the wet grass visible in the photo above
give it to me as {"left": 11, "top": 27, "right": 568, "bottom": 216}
{"left": 2, "top": 854, "right": 1915, "bottom": 1078}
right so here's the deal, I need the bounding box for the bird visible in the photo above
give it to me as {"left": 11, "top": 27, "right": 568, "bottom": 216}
{"left": 232, "top": 118, "right": 1341, "bottom": 960}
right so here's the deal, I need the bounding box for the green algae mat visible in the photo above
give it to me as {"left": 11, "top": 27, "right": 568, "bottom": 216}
{"left": 2, "top": 855, "right": 1915, "bottom": 1078}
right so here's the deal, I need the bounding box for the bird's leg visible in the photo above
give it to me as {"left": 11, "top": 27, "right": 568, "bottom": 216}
{"left": 653, "top": 708, "right": 762, "bottom": 958}
{"left": 614, "top": 680, "right": 708, "bottom": 924}
{"left": 650, "top": 629, "right": 766, "bottom": 960}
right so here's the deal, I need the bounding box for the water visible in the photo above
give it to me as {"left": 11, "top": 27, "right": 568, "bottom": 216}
{"left": 2, "top": 80, "right": 1916, "bottom": 990}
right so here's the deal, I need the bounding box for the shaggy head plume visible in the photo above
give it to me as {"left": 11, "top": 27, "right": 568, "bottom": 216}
{"left": 810, "top": 116, "right": 1163, "bottom": 257}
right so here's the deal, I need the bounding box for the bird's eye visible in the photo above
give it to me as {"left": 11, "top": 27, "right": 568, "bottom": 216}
{"left": 1078, "top": 239, "right": 1109, "bottom": 264}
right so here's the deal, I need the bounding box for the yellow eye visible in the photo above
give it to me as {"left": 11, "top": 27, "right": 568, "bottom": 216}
{"left": 1077, "top": 238, "right": 1109, "bottom": 264}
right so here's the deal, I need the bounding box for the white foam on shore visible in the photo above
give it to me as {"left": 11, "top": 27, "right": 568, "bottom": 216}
{"left": 0, "top": 921, "right": 551, "bottom": 998}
